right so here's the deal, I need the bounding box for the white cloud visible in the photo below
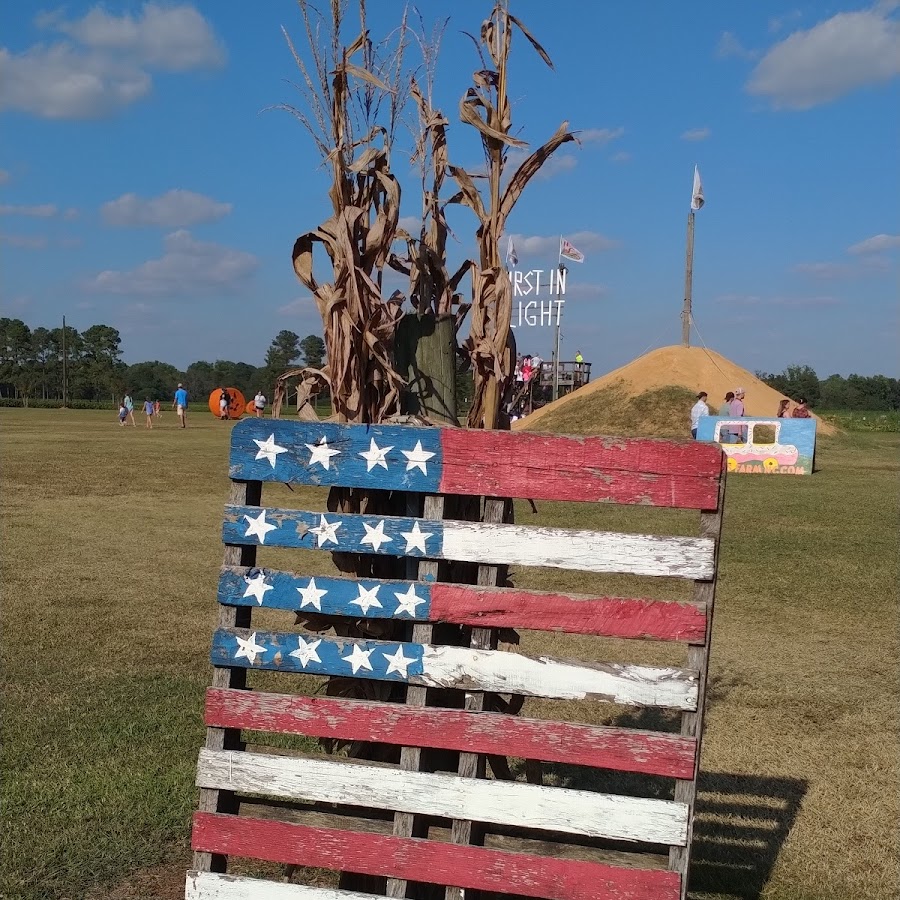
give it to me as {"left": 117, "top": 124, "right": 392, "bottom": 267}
{"left": 610, "top": 151, "right": 631, "bottom": 163}
{"left": 0, "top": 203, "right": 59, "bottom": 217}
{"left": 39, "top": 4, "right": 226, "bottom": 71}
{"left": 0, "top": 4, "right": 224, "bottom": 120}
{"left": 397, "top": 215, "right": 421, "bottom": 234}
{"left": 0, "top": 232, "right": 48, "bottom": 249}
{"left": 102, "top": 189, "right": 232, "bottom": 227}
{"left": 848, "top": 233, "right": 900, "bottom": 254}
{"left": 536, "top": 153, "right": 577, "bottom": 179}
{"left": 716, "top": 31, "right": 758, "bottom": 60}
{"left": 0, "top": 169, "right": 10, "bottom": 185}
{"left": 0, "top": 44, "right": 152, "bottom": 119}
{"left": 769, "top": 11, "right": 803, "bottom": 34}
{"left": 578, "top": 127, "right": 625, "bottom": 145}
{"left": 278, "top": 296, "right": 320, "bottom": 317}
{"left": 85, "top": 229, "right": 258, "bottom": 295}
{"left": 793, "top": 257, "right": 889, "bottom": 279}
{"left": 681, "top": 127, "right": 711, "bottom": 141}
{"left": 507, "top": 231, "right": 620, "bottom": 258}
{"left": 747, "top": 6, "right": 900, "bottom": 109}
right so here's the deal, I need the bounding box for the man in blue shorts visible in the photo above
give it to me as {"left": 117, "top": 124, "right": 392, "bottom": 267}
{"left": 172, "top": 382, "right": 188, "bottom": 428}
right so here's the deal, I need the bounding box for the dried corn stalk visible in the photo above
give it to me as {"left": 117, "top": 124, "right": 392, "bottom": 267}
{"left": 284, "top": 0, "right": 410, "bottom": 424}
{"left": 450, "top": 2, "right": 576, "bottom": 429}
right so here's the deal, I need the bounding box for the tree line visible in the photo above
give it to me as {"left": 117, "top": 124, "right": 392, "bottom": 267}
{"left": 0, "top": 317, "right": 325, "bottom": 407}
{"left": 756, "top": 364, "right": 900, "bottom": 411}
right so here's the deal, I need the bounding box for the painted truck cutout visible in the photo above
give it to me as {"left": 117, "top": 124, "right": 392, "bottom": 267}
{"left": 697, "top": 416, "right": 816, "bottom": 476}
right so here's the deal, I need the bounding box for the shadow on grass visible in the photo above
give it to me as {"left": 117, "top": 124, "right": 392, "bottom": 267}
{"left": 689, "top": 771, "right": 807, "bottom": 900}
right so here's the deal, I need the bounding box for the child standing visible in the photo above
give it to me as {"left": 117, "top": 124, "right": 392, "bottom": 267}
{"left": 143, "top": 398, "right": 155, "bottom": 429}
{"left": 118, "top": 404, "right": 128, "bottom": 426}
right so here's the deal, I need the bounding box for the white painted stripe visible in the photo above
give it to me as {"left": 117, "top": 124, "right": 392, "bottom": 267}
{"left": 196, "top": 750, "right": 689, "bottom": 846}
{"left": 186, "top": 871, "right": 381, "bottom": 900}
{"left": 441, "top": 521, "right": 714, "bottom": 579}
{"left": 419, "top": 644, "right": 698, "bottom": 710}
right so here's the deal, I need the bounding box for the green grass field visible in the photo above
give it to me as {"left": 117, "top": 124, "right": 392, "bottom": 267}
{"left": 2, "top": 409, "right": 898, "bottom": 900}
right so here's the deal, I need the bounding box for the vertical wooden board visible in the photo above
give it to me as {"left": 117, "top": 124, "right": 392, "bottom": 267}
{"left": 194, "top": 477, "right": 261, "bottom": 874}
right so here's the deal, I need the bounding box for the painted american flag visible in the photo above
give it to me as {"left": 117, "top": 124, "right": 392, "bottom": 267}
{"left": 187, "top": 418, "right": 726, "bottom": 900}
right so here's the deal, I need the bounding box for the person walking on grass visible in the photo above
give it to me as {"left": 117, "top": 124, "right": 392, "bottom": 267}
{"left": 253, "top": 390, "right": 266, "bottom": 418}
{"left": 117, "top": 403, "right": 128, "bottom": 427}
{"left": 218, "top": 387, "right": 230, "bottom": 420}
{"left": 123, "top": 391, "right": 136, "bottom": 427}
{"left": 143, "top": 398, "right": 154, "bottom": 429}
{"left": 154, "top": 399, "right": 161, "bottom": 419}
{"left": 173, "top": 383, "right": 188, "bottom": 428}
{"left": 690, "top": 391, "right": 709, "bottom": 439}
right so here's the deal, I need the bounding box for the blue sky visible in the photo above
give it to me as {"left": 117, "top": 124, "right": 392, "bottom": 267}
{"left": 1, "top": 1, "right": 898, "bottom": 376}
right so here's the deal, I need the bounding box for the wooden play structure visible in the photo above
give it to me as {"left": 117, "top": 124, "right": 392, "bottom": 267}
{"left": 186, "top": 418, "right": 726, "bottom": 900}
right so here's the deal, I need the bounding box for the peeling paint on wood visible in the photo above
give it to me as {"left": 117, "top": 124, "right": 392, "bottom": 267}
{"left": 196, "top": 749, "right": 690, "bottom": 846}
{"left": 204, "top": 688, "right": 697, "bottom": 778}
{"left": 191, "top": 813, "right": 682, "bottom": 900}
{"left": 211, "top": 628, "right": 699, "bottom": 710}
{"left": 222, "top": 505, "right": 716, "bottom": 579}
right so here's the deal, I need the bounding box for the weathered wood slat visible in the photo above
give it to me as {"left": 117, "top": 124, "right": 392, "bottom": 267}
{"left": 194, "top": 478, "right": 261, "bottom": 874}
{"left": 440, "top": 428, "right": 721, "bottom": 508}
{"left": 210, "top": 629, "right": 699, "bottom": 710}
{"left": 222, "top": 505, "right": 716, "bottom": 579}
{"left": 219, "top": 566, "right": 708, "bottom": 642}
{"left": 191, "top": 813, "right": 682, "bottom": 900}
{"left": 227, "top": 420, "right": 723, "bottom": 509}
{"left": 387, "top": 492, "right": 442, "bottom": 899}
{"left": 195, "top": 749, "right": 690, "bottom": 845}
{"left": 186, "top": 871, "right": 381, "bottom": 900}
{"left": 670, "top": 459, "right": 727, "bottom": 900}
{"left": 446, "top": 495, "right": 508, "bottom": 900}
{"left": 204, "top": 689, "right": 697, "bottom": 777}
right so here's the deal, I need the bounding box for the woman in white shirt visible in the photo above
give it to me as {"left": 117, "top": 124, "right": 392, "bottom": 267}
{"left": 690, "top": 391, "right": 710, "bottom": 439}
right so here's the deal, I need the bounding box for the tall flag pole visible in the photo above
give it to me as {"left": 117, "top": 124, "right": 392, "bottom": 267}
{"left": 552, "top": 237, "right": 585, "bottom": 400}
{"left": 682, "top": 166, "right": 705, "bottom": 347}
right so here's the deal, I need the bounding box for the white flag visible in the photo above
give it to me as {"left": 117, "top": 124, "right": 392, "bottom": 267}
{"left": 691, "top": 165, "right": 704, "bottom": 211}
{"left": 506, "top": 235, "right": 518, "bottom": 267}
{"left": 560, "top": 238, "right": 584, "bottom": 263}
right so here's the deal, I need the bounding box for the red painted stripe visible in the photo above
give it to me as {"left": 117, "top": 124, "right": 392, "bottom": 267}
{"left": 191, "top": 813, "right": 681, "bottom": 900}
{"left": 205, "top": 689, "right": 696, "bottom": 778}
{"left": 439, "top": 429, "right": 722, "bottom": 508}
{"left": 431, "top": 585, "right": 707, "bottom": 642}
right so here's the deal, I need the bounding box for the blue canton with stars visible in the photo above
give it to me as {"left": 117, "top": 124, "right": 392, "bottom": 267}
{"left": 212, "top": 629, "right": 426, "bottom": 682}
{"left": 229, "top": 420, "right": 443, "bottom": 492}
{"left": 222, "top": 506, "right": 444, "bottom": 560}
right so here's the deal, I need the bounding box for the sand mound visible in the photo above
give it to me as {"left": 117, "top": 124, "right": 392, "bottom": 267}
{"left": 514, "top": 345, "right": 836, "bottom": 436}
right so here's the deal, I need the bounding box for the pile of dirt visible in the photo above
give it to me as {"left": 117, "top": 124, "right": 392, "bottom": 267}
{"left": 514, "top": 345, "right": 836, "bottom": 436}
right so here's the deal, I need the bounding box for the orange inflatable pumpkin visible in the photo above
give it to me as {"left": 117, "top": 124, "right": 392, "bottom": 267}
{"left": 245, "top": 398, "right": 259, "bottom": 417}
{"left": 208, "top": 387, "right": 246, "bottom": 420}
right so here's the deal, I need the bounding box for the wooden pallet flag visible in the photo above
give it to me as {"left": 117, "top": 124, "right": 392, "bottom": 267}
{"left": 188, "top": 419, "right": 726, "bottom": 900}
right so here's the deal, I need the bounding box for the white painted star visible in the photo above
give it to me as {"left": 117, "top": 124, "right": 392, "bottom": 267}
{"left": 360, "top": 519, "right": 392, "bottom": 552}
{"left": 243, "top": 510, "right": 277, "bottom": 544}
{"left": 310, "top": 515, "right": 342, "bottom": 547}
{"left": 243, "top": 571, "right": 273, "bottom": 605}
{"left": 253, "top": 433, "right": 288, "bottom": 468}
{"left": 383, "top": 645, "right": 416, "bottom": 677}
{"left": 296, "top": 577, "right": 327, "bottom": 611}
{"left": 400, "top": 521, "right": 433, "bottom": 554}
{"left": 343, "top": 643, "right": 375, "bottom": 674}
{"left": 359, "top": 438, "right": 393, "bottom": 472}
{"left": 393, "top": 584, "right": 425, "bottom": 617}
{"left": 289, "top": 636, "right": 322, "bottom": 668}
{"left": 306, "top": 437, "right": 341, "bottom": 470}
{"left": 350, "top": 583, "right": 383, "bottom": 615}
{"left": 234, "top": 631, "right": 267, "bottom": 664}
{"left": 401, "top": 440, "right": 436, "bottom": 474}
